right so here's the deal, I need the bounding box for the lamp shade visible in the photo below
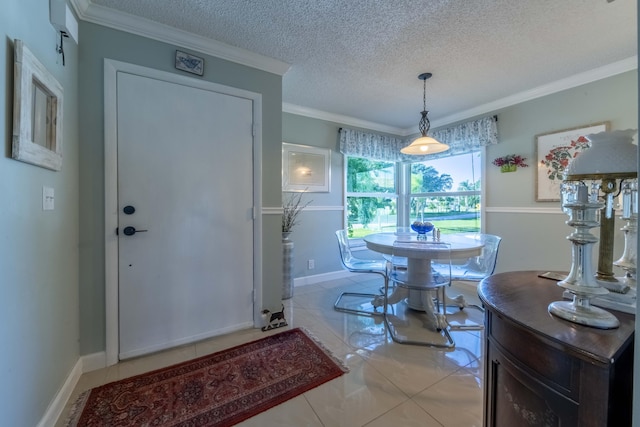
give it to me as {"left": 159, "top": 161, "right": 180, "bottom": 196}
{"left": 401, "top": 135, "right": 450, "bottom": 155}
{"left": 564, "top": 129, "right": 638, "bottom": 180}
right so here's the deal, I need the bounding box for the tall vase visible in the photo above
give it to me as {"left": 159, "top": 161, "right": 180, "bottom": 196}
{"left": 282, "top": 232, "right": 294, "bottom": 300}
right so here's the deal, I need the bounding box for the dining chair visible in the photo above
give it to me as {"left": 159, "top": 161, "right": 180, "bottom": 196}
{"left": 434, "top": 233, "right": 502, "bottom": 331}
{"left": 333, "top": 229, "right": 388, "bottom": 316}
{"left": 445, "top": 234, "right": 502, "bottom": 281}
{"left": 383, "top": 240, "right": 455, "bottom": 348}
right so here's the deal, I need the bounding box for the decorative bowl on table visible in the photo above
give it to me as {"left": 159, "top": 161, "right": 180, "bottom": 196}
{"left": 411, "top": 221, "right": 434, "bottom": 236}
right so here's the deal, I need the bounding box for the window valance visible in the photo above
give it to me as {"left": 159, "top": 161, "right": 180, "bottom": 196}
{"left": 340, "top": 115, "right": 498, "bottom": 162}
{"left": 338, "top": 130, "right": 408, "bottom": 163}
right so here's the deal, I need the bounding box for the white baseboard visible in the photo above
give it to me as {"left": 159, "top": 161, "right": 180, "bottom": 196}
{"left": 37, "top": 359, "right": 83, "bottom": 427}
{"left": 37, "top": 352, "right": 107, "bottom": 427}
{"left": 294, "top": 270, "right": 359, "bottom": 287}
{"left": 82, "top": 351, "right": 107, "bottom": 372}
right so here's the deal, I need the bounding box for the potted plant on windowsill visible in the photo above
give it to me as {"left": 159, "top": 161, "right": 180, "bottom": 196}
{"left": 492, "top": 154, "right": 528, "bottom": 173}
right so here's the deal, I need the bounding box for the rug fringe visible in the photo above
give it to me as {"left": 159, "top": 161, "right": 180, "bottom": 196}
{"left": 65, "top": 389, "right": 90, "bottom": 427}
{"left": 299, "top": 327, "right": 350, "bottom": 374}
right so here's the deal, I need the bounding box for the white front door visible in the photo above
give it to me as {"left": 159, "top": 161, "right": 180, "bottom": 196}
{"left": 115, "top": 70, "right": 255, "bottom": 359}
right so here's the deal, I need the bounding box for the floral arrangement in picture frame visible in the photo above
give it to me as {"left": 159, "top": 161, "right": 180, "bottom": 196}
{"left": 175, "top": 50, "right": 204, "bottom": 76}
{"left": 12, "top": 39, "right": 64, "bottom": 171}
{"left": 535, "top": 122, "right": 609, "bottom": 201}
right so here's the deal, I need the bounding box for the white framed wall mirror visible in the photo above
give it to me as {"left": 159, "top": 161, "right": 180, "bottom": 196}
{"left": 12, "top": 39, "right": 64, "bottom": 171}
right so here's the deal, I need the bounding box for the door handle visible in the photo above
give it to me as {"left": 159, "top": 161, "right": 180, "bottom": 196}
{"left": 122, "top": 226, "right": 148, "bottom": 236}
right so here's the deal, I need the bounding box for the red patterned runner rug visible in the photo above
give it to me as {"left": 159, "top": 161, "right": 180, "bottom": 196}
{"left": 67, "top": 328, "right": 348, "bottom": 426}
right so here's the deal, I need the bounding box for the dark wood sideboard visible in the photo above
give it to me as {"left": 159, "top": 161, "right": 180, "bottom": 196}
{"left": 478, "top": 271, "right": 634, "bottom": 427}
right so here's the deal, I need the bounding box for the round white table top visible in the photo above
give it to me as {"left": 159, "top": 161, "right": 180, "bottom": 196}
{"left": 363, "top": 232, "right": 484, "bottom": 260}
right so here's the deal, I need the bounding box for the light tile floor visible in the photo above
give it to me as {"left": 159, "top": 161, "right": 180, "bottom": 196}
{"left": 56, "top": 275, "right": 485, "bottom": 427}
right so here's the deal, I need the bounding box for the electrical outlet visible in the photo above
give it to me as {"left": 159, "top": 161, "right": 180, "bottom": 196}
{"left": 308, "top": 259, "right": 315, "bottom": 270}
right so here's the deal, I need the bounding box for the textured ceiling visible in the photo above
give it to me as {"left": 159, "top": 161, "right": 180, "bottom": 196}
{"left": 87, "top": 0, "right": 637, "bottom": 133}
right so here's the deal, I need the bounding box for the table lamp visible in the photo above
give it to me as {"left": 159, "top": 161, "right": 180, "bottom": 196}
{"left": 595, "top": 178, "right": 638, "bottom": 313}
{"left": 614, "top": 180, "right": 637, "bottom": 289}
{"left": 548, "top": 129, "right": 638, "bottom": 329}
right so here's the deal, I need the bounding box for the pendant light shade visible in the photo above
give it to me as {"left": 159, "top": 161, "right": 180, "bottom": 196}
{"left": 401, "top": 73, "right": 449, "bottom": 155}
{"left": 401, "top": 135, "right": 450, "bottom": 155}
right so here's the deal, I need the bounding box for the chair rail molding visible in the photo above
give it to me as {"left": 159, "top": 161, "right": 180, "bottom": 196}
{"left": 263, "top": 206, "right": 344, "bottom": 215}
{"left": 485, "top": 206, "right": 564, "bottom": 215}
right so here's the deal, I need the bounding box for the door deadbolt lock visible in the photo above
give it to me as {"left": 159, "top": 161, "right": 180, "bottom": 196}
{"left": 122, "top": 226, "right": 148, "bottom": 236}
{"left": 123, "top": 205, "right": 136, "bottom": 215}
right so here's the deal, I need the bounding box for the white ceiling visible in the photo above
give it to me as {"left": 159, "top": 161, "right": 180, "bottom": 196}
{"left": 78, "top": 0, "right": 637, "bottom": 134}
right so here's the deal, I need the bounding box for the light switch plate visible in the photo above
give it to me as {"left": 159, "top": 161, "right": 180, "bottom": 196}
{"left": 43, "top": 186, "right": 54, "bottom": 210}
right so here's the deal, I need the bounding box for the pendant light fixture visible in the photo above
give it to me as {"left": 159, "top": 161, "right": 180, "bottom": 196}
{"left": 401, "top": 73, "right": 449, "bottom": 155}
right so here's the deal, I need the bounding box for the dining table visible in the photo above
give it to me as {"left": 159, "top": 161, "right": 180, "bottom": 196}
{"left": 364, "top": 231, "right": 485, "bottom": 329}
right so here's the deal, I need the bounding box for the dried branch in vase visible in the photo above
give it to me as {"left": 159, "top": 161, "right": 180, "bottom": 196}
{"left": 282, "top": 192, "right": 311, "bottom": 233}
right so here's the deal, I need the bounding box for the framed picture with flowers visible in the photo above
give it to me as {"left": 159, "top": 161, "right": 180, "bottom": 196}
{"left": 535, "top": 122, "right": 608, "bottom": 201}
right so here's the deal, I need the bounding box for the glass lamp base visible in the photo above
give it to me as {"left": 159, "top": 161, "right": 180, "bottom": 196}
{"left": 589, "top": 287, "right": 637, "bottom": 315}
{"left": 548, "top": 299, "right": 620, "bottom": 329}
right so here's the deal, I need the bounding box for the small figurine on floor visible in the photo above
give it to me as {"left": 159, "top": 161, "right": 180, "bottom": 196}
{"left": 261, "top": 305, "right": 288, "bottom": 331}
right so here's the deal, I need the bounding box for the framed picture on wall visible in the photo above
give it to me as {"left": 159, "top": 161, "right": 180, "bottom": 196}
{"left": 175, "top": 50, "right": 204, "bottom": 76}
{"left": 282, "top": 142, "right": 331, "bottom": 192}
{"left": 535, "top": 122, "right": 609, "bottom": 201}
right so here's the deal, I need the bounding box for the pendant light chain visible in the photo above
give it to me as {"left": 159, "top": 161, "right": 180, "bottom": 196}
{"left": 418, "top": 74, "right": 430, "bottom": 137}
{"left": 423, "top": 76, "right": 427, "bottom": 111}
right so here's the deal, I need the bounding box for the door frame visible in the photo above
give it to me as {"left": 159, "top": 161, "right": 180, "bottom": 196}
{"left": 103, "top": 59, "right": 263, "bottom": 366}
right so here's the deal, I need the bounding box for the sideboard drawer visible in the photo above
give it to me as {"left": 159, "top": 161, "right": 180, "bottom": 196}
{"left": 487, "top": 340, "right": 579, "bottom": 426}
{"left": 488, "top": 310, "right": 578, "bottom": 397}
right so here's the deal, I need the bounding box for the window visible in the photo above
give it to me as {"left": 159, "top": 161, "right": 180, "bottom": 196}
{"left": 409, "top": 151, "right": 481, "bottom": 234}
{"left": 345, "top": 157, "right": 397, "bottom": 238}
{"left": 340, "top": 117, "right": 496, "bottom": 237}
{"left": 345, "top": 152, "right": 482, "bottom": 237}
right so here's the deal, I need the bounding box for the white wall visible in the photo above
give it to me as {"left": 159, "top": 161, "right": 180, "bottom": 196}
{"left": 0, "top": 0, "right": 80, "bottom": 425}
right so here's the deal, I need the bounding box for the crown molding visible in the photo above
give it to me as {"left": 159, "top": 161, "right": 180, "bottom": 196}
{"left": 427, "top": 56, "right": 638, "bottom": 131}
{"left": 286, "top": 56, "right": 637, "bottom": 135}
{"left": 69, "top": 0, "right": 290, "bottom": 76}
{"left": 282, "top": 103, "right": 408, "bottom": 135}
